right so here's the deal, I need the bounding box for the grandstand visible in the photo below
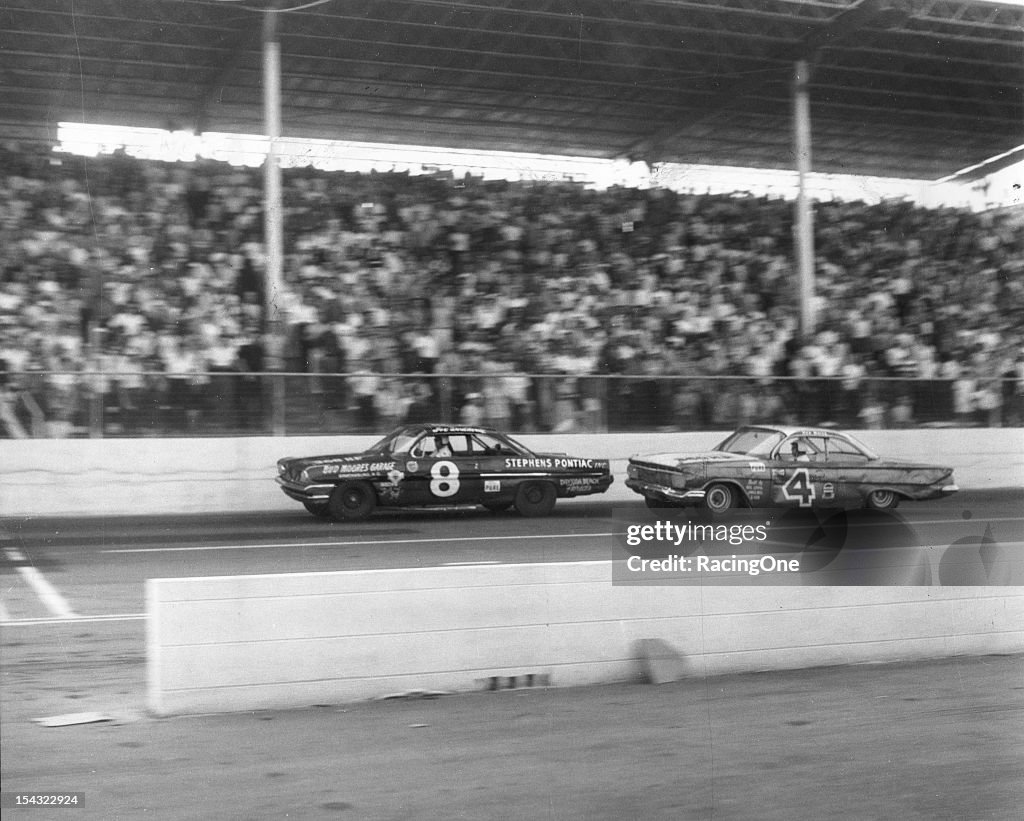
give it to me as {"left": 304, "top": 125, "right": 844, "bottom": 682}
{"left": 1, "top": 0, "right": 1022, "bottom": 437}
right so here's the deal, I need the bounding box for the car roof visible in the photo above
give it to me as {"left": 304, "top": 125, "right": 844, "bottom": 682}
{"left": 736, "top": 424, "right": 847, "bottom": 438}
{"left": 402, "top": 422, "right": 498, "bottom": 436}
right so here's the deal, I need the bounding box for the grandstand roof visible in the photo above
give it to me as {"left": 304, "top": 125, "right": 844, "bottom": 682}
{"left": 2, "top": 0, "right": 1021, "bottom": 181}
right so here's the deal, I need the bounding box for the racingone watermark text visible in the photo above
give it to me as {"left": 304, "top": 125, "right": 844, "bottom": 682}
{"left": 627, "top": 554, "right": 800, "bottom": 575}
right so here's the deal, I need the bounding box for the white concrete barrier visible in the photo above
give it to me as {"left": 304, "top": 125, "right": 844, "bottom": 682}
{"left": 2, "top": 428, "right": 1021, "bottom": 517}
{"left": 147, "top": 561, "right": 1024, "bottom": 715}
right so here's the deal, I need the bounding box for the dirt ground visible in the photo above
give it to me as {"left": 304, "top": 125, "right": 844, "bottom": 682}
{"left": 2, "top": 625, "right": 1022, "bottom": 821}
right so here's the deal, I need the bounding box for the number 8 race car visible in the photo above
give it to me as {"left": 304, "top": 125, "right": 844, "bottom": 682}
{"left": 626, "top": 425, "right": 959, "bottom": 513}
{"left": 277, "top": 423, "right": 613, "bottom": 520}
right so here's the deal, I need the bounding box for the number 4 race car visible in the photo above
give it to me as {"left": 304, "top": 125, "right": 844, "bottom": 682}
{"left": 277, "top": 423, "right": 614, "bottom": 520}
{"left": 626, "top": 425, "right": 959, "bottom": 513}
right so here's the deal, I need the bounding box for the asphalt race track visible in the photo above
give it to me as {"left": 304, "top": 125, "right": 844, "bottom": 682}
{"left": 2, "top": 490, "right": 1022, "bottom": 819}
{"left": 3, "top": 489, "right": 1022, "bottom": 622}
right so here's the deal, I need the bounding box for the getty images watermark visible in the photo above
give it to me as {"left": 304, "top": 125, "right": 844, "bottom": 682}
{"left": 616, "top": 515, "right": 800, "bottom": 582}
{"left": 609, "top": 505, "right": 1019, "bottom": 586}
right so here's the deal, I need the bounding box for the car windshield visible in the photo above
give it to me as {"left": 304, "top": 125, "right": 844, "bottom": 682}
{"left": 365, "top": 428, "right": 419, "bottom": 455}
{"left": 715, "top": 428, "right": 786, "bottom": 456}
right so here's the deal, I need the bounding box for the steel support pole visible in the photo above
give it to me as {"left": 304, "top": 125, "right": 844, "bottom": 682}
{"left": 263, "top": 9, "right": 286, "bottom": 434}
{"left": 793, "top": 59, "right": 815, "bottom": 340}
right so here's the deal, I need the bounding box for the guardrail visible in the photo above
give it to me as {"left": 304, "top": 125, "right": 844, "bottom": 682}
{"left": 1, "top": 429, "right": 1020, "bottom": 518}
{"left": 2, "top": 371, "right": 1020, "bottom": 438}
{"left": 147, "top": 563, "right": 1024, "bottom": 715}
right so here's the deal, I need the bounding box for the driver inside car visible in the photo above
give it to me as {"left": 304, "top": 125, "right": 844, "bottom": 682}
{"left": 434, "top": 435, "right": 453, "bottom": 458}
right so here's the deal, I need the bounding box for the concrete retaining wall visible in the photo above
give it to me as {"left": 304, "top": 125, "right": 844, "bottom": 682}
{"left": 3, "top": 428, "right": 1021, "bottom": 517}
{"left": 147, "top": 561, "right": 1024, "bottom": 715}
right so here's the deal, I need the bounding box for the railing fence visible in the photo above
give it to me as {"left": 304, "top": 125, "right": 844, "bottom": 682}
{"left": 1, "top": 371, "right": 1019, "bottom": 438}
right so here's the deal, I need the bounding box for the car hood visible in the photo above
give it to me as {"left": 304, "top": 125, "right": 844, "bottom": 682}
{"left": 630, "top": 451, "right": 753, "bottom": 470}
{"left": 279, "top": 453, "right": 374, "bottom": 470}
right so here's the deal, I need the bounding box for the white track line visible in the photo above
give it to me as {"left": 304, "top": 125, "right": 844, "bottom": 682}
{"left": 98, "top": 514, "right": 1024, "bottom": 555}
{"left": 2, "top": 547, "right": 78, "bottom": 618}
{"left": 1, "top": 613, "right": 146, "bottom": 627}
{"left": 101, "top": 532, "right": 607, "bottom": 553}
{"left": 443, "top": 560, "right": 500, "bottom": 565}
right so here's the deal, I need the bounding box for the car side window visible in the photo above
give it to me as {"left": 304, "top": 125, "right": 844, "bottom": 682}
{"left": 471, "top": 433, "right": 512, "bottom": 454}
{"left": 410, "top": 436, "right": 437, "bottom": 458}
{"left": 448, "top": 434, "right": 477, "bottom": 456}
{"left": 827, "top": 436, "right": 871, "bottom": 461}
{"left": 807, "top": 437, "right": 829, "bottom": 462}
{"left": 411, "top": 433, "right": 491, "bottom": 458}
{"left": 781, "top": 436, "right": 824, "bottom": 462}
{"left": 780, "top": 438, "right": 803, "bottom": 461}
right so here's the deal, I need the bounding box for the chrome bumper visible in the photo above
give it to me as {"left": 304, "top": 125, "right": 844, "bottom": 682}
{"left": 276, "top": 477, "right": 334, "bottom": 502}
{"left": 625, "top": 479, "right": 706, "bottom": 504}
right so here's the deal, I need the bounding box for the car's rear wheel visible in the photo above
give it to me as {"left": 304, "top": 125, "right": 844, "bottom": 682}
{"left": 865, "top": 489, "right": 899, "bottom": 510}
{"left": 515, "top": 481, "right": 557, "bottom": 517}
{"left": 328, "top": 481, "right": 377, "bottom": 521}
{"left": 482, "top": 501, "right": 512, "bottom": 513}
{"left": 303, "top": 501, "right": 331, "bottom": 518}
{"left": 703, "top": 483, "right": 735, "bottom": 514}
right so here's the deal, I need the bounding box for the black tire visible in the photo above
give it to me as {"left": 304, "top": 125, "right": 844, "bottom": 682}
{"left": 303, "top": 501, "right": 331, "bottom": 519}
{"left": 865, "top": 489, "right": 899, "bottom": 510}
{"left": 703, "top": 483, "right": 735, "bottom": 514}
{"left": 327, "top": 481, "right": 377, "bottom": 521}
{"left": 514, "top": 481, "right": 557, "bottom": 517}
{"left": 482, "top": 501, "right": 512, "bottom": 513}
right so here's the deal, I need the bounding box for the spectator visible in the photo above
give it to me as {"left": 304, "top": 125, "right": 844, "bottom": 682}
{"left": 952, "top": 373, "right": 977, "bottom": 426}
{"left": 350, "top": 363, "right": 381, "bottom": 431}
{"left": 459, "top": 392, "right": 484, "bottom": 426}
{"left": 890, "top": 395, "right": 914, "bottom": 428}
{"left": 3, "top": 143, "right": 1022, "bottom": 435}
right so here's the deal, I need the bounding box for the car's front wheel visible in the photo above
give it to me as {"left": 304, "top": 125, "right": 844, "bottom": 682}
{"left": 515, "top": 481, "right": 557, "bottom": 517}
{"left": 865, "top": 489, "right": 899, "bottom": 510}
{"left": 328, "top": 481, "right": 377, "bottom": 521}
{"left": 703, "top": 483, "right": 735, "bottom": 514}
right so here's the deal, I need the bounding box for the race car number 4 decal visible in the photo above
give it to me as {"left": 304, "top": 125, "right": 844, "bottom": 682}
{"left": 430, "top": 460, "right": 461, "bottom": 497}
{"left": 782, "top": 468, "right": 816, "bottom": 507}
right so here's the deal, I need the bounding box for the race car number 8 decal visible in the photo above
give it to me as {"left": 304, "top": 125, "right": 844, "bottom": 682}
{"left": 430, "top": 460, "right": 460, "bottom": 497}
{"left": 782, "top": 468, "right": 816, "bottom": 507}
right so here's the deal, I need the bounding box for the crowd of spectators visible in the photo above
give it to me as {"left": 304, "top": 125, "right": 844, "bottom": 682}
{"left": 1, "top": 142, "right": 1022, "bottom": 436}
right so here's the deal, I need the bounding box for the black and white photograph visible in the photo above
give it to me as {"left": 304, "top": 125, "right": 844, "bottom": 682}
{"left": 1, "top": 1, "right": 1022, "bottom": 818}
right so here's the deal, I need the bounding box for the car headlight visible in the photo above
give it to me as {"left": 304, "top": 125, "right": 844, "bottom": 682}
{"left": 627, "top": 464, "right": 638, "bottom": 479}
{"left": 671, "top": 473, "right": 688, "bottom": 489}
